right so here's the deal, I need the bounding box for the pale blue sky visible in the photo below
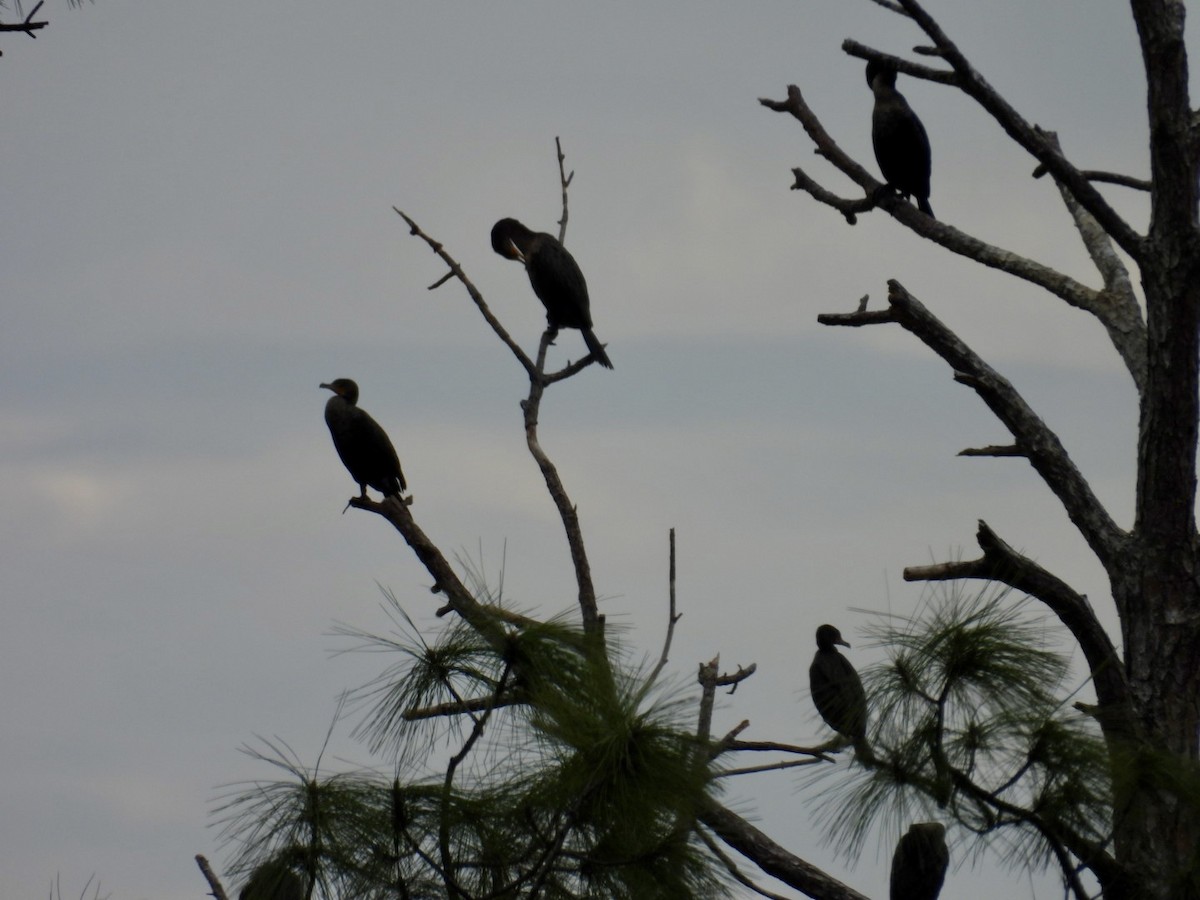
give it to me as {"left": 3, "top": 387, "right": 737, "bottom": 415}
{"left": 1, "top": 1, "right": 1159, "bottom": 897}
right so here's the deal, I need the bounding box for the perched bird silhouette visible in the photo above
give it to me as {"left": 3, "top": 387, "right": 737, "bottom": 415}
{"left": 239, "top": 861, "right": 305, "bottom": 900}
{"left": 867, "top": 59, "right": 934, "bottom": 217}
{"left": 809, "top": 623, "right": 873, "bottom": 764}
{"left": 890, "top": 822, "right": 949, "bottom": 900}
{"left": 320, "top": 378, "right": 406, "bottom": 500}
{"left": 490, "top": 217, "right": 613, "bottom": 369}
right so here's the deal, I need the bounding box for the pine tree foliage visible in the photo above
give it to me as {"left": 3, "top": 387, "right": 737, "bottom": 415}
{"left": 810, "top": 588, "right": 1110, "bottom": 880}
{"left": 217, "top": 589, "right": 729, "bottom": 899}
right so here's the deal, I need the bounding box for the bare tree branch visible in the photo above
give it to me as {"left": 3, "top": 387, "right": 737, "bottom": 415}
{"left": 403, "top": 694, "right": 522, "bottom": 721}
{"left": 523, "top": 330, "right": 602, "bottom": 636}
{"left": 0, "top": 0, "right": 46, "bottom": 41}
{"left": 348, "top": 495, "right": 510, "bottom": 647}
{"left": 842, "top": 39, "right": 958, "bottom": 85}
{"left": 1036, "top": 131, "right": 1146, "bottom": 393}
{"left": 1032, "top": 163, "right": 1151, "bottom": 192}
{"left": 881, "top": 0, "right": 1146, "bottom": 260}
{"left": 819, "top": 281, "right": 1129, "bottom": 571}
{"left": 715, "top": 758, "right": 828, "bottom": 778}
{"left": 393, "top": 207, "right": 538, "bottom": 379}
{"left": 555, "top": 136, "right": 573, "bottom": 243}
{"left": 647, "top": 528, "right": 682, "bottom": 690}
{"left": 760, "top": 86, "right": 1110, "bottom": 317}
{"left": 194, "top": 855, "right": 230, "bottom": 900}
{"left": 958, "top": 444, "right": 1024, "bottom": 458}
{"left": 700, "top": 802, "right": 872, "bottom": 900}
{"left": 864, "top": 0, "right": 906, "bottom": 15}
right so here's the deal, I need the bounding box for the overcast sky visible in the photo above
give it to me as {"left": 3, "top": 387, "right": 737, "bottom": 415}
{"left": 0, "top": 1, "right": 1169, "bottom": 898}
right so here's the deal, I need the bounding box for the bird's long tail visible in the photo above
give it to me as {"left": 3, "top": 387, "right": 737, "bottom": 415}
{"left": 582, "top": 328, "right": 614, "bottom": 369}
{"left": 918, "top": 197, "right": 935, "bottom": 218}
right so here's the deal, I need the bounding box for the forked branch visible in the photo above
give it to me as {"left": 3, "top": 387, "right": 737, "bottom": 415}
{"left": 760, "top": 87, "right": 1110, "bottom": 317}
{"left": 819, "top": 281, "right": 1129, "bottom": 571}
{"left": 881, "top": 0, "right": 1145, "bottom": 259}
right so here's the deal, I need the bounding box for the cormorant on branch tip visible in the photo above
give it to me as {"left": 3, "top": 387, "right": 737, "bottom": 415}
{"left": 320, "top": 378, "right": 406, "bottom": 500}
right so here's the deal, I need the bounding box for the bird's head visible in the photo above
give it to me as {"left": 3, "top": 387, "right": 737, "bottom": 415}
{"left": 866, "top": 59, "right": 898, "bottom": 90}
{"left": 491, "top": 218, "right": 533, "bottom": 262}
{"left": 816, "top": 623, "right": 850, "bottom": 650}
{"left": 320, "top": 378, "right": 359, "bottom": 405}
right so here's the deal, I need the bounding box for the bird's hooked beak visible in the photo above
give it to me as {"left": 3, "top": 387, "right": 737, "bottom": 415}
{"left": 319, "top": 382, "right": 338, "bottom": 395}
{"left": 506, "top": 239, "right": 527, "bottom": 264}
{"left": 837, "top": 636, "right": 851, "bottom": 648}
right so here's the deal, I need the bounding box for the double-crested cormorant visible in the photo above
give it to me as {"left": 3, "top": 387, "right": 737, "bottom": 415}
{"left": 490, "top": 217, "right": 613, "bottom": 369}
{"left": 239, "top": 861, "right": 305, "bottom": 900}
{"left": 320, "top": 378, "right": 406, "bottom": 499}
{"left": 809, "top": 623, "right": 873, "bottom": 763}
{"left": 890, "top": 822, "right": 949, "bottom": 900}
{"left": 867, "top": 60, "right": 934, "bottom": 217}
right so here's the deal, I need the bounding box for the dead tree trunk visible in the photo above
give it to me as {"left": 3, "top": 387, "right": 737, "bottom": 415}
{"left": 763, "top": 0, "right": 1200, "bottom": 896}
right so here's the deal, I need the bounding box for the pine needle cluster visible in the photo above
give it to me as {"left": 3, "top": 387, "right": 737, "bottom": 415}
{"left": 810, "top": 586, "right": 1111, "bottom": 878}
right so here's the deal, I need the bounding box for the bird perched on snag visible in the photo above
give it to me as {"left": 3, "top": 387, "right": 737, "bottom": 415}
{"left": 809, "top": 623, "right": 874, "bottom": 764}
{"left": 320, "top": 378, "right": 406, "bottom": 500}
{"left": 890, "top": 822, "right": 949, "bottom": 900}
{"left": 867, "top": 59, "right": 934, "bottom": 217}
{"left": 490, "top": 217, "right": 613, "bottom": 369}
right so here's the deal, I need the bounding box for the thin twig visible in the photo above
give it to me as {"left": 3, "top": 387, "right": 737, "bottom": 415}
{"left": 647, "top": 528, "right": 682, "bottom": 689}
{"left": 715, "top": 758, "right": 828, "bottom": 777}
{"left": 403, "top": 693, "right": 522, "bottom": 721}
{"left": 1033, "top": 163, "right": 1151, "bottom": 192}
{"left": 0, "top": 0, "right": 47, "bottom": 38}
{"left": 555, "top": 136, "right": 573, "bottom": 243}
{"left": 394, "top": 207, "right": 537, "bottom": 378}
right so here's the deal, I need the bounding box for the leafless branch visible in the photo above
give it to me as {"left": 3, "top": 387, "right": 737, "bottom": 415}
{"left": 715, "top": 757, "right": 828, "bottom": 778}
{"left": 194, "top": 855, "right": 230, "bottom": 900}
{"left": 348, "top": 494, "right": 510, "bottom": 647}
{"left": 394, "top": 207, "right": 537, "bottom": 379}
{"left": 842, "top": 39, "right": 958, "bottom": 85}
{"left": 864, "top": 0, "right": 906, "bottom": 14}
{"left": 885, "top": 0, "right": 1145, "bottom": 260}
{"left": 647, "top": 528, "right": 683, "bottom": 689}
{"left": 523, "top": 329, "right": 601, "bottom": 636}
{"left": 555, "top": 136, "right": 573, "bottom": 243}
{"left": 760, "top": 87, "right": 1110, "bottom": 316}
{"left": 700, "top": 802, "right": 872, "bottom": 900}
{"left": 820, "top": 281, "right": 1129, "bottom": 571}
{"left": 0, "top": 0, "right": 46, "bottom": 40}
{"left": 725, "top": 739, "right": 836, "bottom": 759}
{"left": 958, "top": 444, "right": 1025, "bottom": 458}
{"left": 403, "top": 693, "right": 522, "bottom": 721}
{"left": 1036, "top": 131, "right": 1146, "bottom": 392}
{"left": 1033, "top": 163, "right": 1151, "bottom": 192}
